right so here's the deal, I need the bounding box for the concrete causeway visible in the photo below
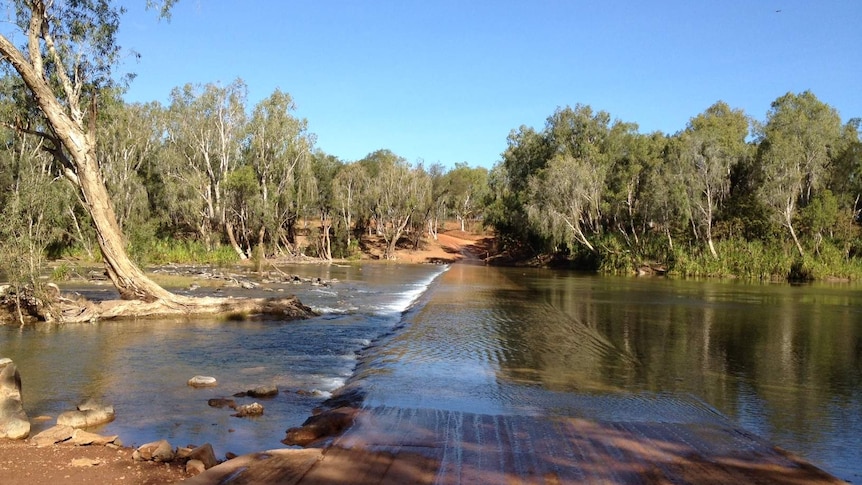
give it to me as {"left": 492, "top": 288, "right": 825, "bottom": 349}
{"left": 182, "top": 405, "right": 843, "bottom": 484}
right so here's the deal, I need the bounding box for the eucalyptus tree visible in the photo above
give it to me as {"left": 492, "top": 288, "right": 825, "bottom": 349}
{"left": 524, "top": 105, "right": 612, "bottom": 253}
{"left": 426, "top": 162, "right": 448, "bottom": 239}
{"left": 675, "top": 102, "right": 749, "bottom": 258}
{"left": 756, "top": 91, "right": 842, "bottom": 256}
{"left": 0, "top": 128, "right": 68, "bottom": 304}
{"left": 309, "top": 151, "right": 341, "bottom": 260}
{"left": 97, "top": 98, "right": 164, "bottom": 235}
{"left": 0, "top": 1, "right": 312, "bottom": 321}
{"left": 164, "top": 79, "right": 248, "bottom": 257}
{"left": 242, "top": 89, "right": 315, "bottom": 256}
{"left": 526, "top": 153, "right": 601, "bottom": 252}
{"left": 359, "top": 150, "right": 431, "bottom": 259}
{"left": 0, "top": 0, "right": 180, "bottom": 302}
{"left": 332, "top": 161, "right": 369, "bottom": 250}
{"left": 444, "top": 162, "right": 489, "bottom": 232}
{"left": 601, "top": 122, "right": 662, "bottom": 250}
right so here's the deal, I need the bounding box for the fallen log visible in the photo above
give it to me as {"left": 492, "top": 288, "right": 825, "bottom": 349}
{"left": 1, "top": 285, "right": 316, "bottom": 324}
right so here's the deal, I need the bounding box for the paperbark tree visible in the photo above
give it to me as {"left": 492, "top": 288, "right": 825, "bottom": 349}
{"left": 165, "top": 80, "right": 248, "bottom": 258}
{"left": 757, "top": 91, "right": 842, "bottom": 257}
{"left": 444, "top": 162, "right": 489, "bottom": 231}
{"left": 332, "top": 161, "right": 369, "bottom": 250}
{"left": 676, "top": 102, "right": 749, "bottom": 259}
{"left": 0, "top": 1, "right": 312, "bottom": 322}
{"left": 243, "top": 89, "right": 313, "bottom": 255}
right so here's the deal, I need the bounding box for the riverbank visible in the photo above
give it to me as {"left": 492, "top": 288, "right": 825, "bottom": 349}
{"left": 0, "top": 233, "right": 855, "bottom": 483}
{"left": 0, "top": 439, "right": 188, "bottom": 484}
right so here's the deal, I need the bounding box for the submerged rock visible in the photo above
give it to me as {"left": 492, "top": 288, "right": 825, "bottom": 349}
{"left": 283, "top": 407, "right": 357, "bottom": 446}
{"left": 207, "top": 398, "right": 237, "bottom": 409}
{"left": 247, "top": 385, "right": 278, "bottom": 398}
{"left": 0, "top": 359, "right": 30, "bottom": 440}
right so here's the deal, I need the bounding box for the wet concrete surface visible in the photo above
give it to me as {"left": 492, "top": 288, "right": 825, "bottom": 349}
{"left": 183, "top": 405, "right": 844, "bottom": 484}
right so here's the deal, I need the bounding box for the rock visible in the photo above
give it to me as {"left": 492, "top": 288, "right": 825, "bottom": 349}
{"left": 29, "top": 425, "right": 74, "bottom": 447}
{"left": 232, "top": 402, "right": 264, "bottom": 417}
{"left": 247, "top": 385, "right": 278, "bottom": 398}
{"left": 207, "top": 398, "right": 236, "bottom": 409}
{"left": 188, "top": 376, "right": 218, "bottom": 388}
{"left": 186, "top": 459, "right": 206, "bottom": 476}
{"left": 0, "top": 360, "right": 30, "bottom": 440}
{"left": 71, "top": 457, "right": 101, "bottom": 467}
{"left": 57, "top": 401, "right": 115, "bottom": 428}
{"left": 187, "top": 443, "right": 218, "bottom": 469}
{"left": 283, "top": 407, "right": 357, "bottom": 446}
{"left": 70, "top": 428, "right": 118, "bottom": 446}
{"left": 134, "top": 439, "right": 174, "bottom": 462}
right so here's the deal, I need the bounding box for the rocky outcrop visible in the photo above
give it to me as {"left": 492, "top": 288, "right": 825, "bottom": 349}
{"left": 29, "top": 424, "right": 121, "bottom": 448}
{"left": 57, "top": 399, "right": 115, "bottom": 428}
{"left": 0, "top": 358, "right": 30, "bottom": 440}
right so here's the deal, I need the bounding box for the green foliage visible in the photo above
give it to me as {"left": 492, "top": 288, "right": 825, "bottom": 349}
{"left": 131, "top": 239, "right": 239, "bottom": 267}
{"left": 485, "top": 91, "right": 862, "bottom": 281}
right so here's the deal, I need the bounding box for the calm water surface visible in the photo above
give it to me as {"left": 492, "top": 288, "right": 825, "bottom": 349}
{"left": 1, "top": 263, "right": 860, "bottom": 481}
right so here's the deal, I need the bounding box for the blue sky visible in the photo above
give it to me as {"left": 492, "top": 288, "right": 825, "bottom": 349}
{"left": 118, "top": 1, "right": 862, "bottom": 168}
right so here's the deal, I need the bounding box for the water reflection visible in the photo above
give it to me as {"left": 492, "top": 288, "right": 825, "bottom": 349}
{"left": 356, "top": 265, "right": 860, "bottom": 481}
{"left": 494, "top": 269, "right": 862, "bottom": 481}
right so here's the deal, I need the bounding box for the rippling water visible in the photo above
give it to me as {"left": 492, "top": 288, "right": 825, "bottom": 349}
{"left": 355, "top": 264, "right": 862, "bottom": 482}
{"left": 2, "top": 262, "right": 860, "bottom": 482}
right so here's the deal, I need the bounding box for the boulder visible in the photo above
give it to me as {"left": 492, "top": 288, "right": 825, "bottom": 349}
{"left": 29, "top": 424, "right": 74, "bottom": 447}
{"left": 232, "top": 402, "right": 264, "bottom": 417}
{"left": 0, "top": 360, "right": 30, "bottom": 440}
{"left": 187, "top": 443, "right": 218, "bottom": 469}
{"left": 247, "top": 385, "right": 278, "bottom": 398}
{"left": 133, "top": 439, "right": 174, "bottom": 462}
{"left": 69, "top": 428, "right": 118, "bottom": 446}
{"left": 186, "top": 459, "right": 206, "bottom": 476}
{"left": 57, "top": 400, "right": 115, "bottom": 428}
{"left": 188, "top": 376, "right": 218, "bottom": 388}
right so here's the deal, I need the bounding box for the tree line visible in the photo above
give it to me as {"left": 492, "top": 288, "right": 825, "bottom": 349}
{"left": 2, "top": 74, "right": 860, "bottom": 281}
{"left": 0, "top": 78, "right": 490, "bottom": 275}
{"left": 487, "top": 92, "right": 862, "bottom": 280}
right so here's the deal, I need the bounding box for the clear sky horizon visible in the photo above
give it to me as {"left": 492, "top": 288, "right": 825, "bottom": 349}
{"left": 117, "top": 1, "right": 862, "bottom": 169}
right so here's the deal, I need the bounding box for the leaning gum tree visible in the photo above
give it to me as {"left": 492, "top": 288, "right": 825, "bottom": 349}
{"left": 0, "top": 0, "right": 312, "bottom": 322}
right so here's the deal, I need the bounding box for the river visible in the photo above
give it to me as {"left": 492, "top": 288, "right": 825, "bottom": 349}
{"left": 1, "top": 262, "right": 860, "bottom": 482}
